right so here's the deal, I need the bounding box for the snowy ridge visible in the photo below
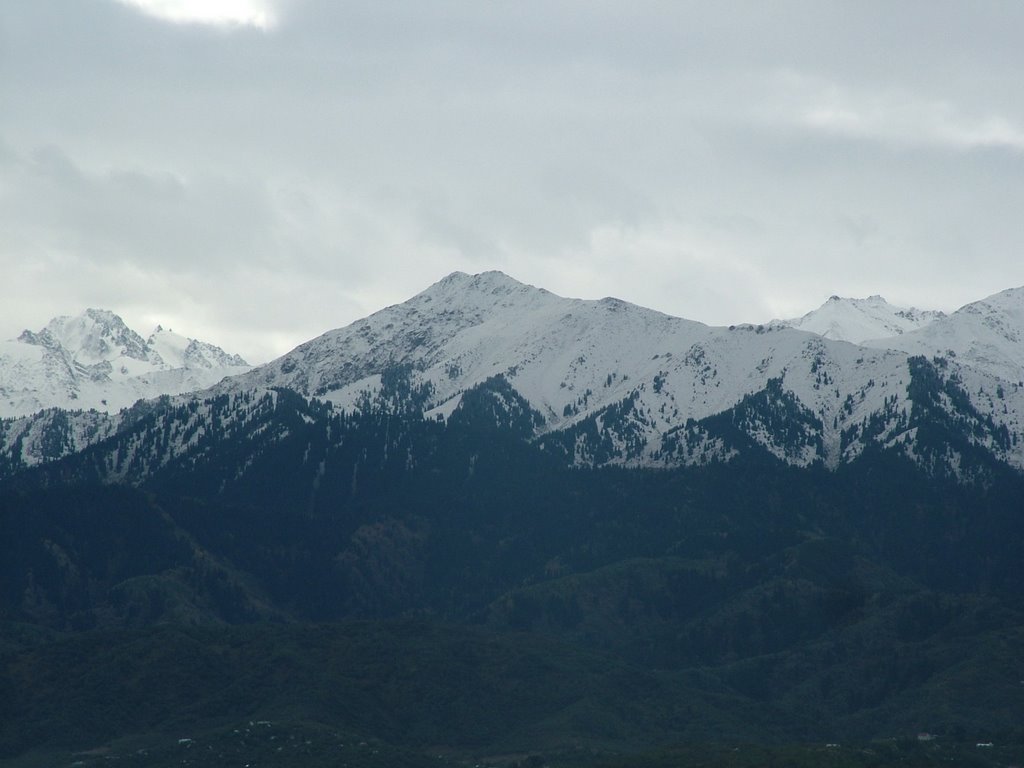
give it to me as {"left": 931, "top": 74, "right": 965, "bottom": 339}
{"left": 0, "top": 309, "right": 250, "bottom": 419}
{"left": 862, "top": 287, "right": 1024, "bottom": 384}
{"left": 221, "top": 271, "right": 1024, "bottom": 473}
{"left": 773, "top": 295, "right": 944, "bottom": 344}
{"left": 4, "top": 273, "right": 1024, "bottom": 478}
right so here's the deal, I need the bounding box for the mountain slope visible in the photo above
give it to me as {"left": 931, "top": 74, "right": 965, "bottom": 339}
{"left": 4, "top": 395, "right": 1024, "bottom": 757}
{"left": 0, "top": 309, "right": 250, "bottom": 419}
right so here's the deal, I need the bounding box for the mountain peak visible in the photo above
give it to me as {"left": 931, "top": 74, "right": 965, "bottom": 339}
{"left": 1, "top": 308, "right": 250, "bottom": 419}
{"left": 26, "top": 308, "right": 150, "bottom": 363}
{"left": 431, "top": 270, "right": 533, "bottom": 294}
{"left": 406, "top": 271, "right": 553, "bottom": 316}
{"left": 777, "top": 294, "right": 942, "bottom": 344}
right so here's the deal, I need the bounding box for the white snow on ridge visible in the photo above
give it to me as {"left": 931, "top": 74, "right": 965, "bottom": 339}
{"left": 0, "top": 309, "right": 250, "bottom": 419}
{"left": 224, "top": 271, "right": 1024, "bottom": 470}
{"left": 221, "top": 272, "right": 927, "bottom": 467}
{"left": 862, "top": 286, "right": 1024, "bottom": 384}
{"left": 147, "top": 325, "right": 249, "bottom": 370}
{"left": 774, "top": 295, "right": 944, "bottom": 345}
{"left": 5, "top": 273, "right": 1024, "bottom": 474}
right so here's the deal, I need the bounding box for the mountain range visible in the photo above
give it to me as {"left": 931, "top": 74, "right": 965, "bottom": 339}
{"left": 3, "top": 272, "right": 1024, "bottom": 765}
{"left": 2, "top": 271, "right": 1022, "bottom": 479}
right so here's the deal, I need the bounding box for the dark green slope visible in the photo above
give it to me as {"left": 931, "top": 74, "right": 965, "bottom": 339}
{"left": 2, "top": 374, "right": 1023, "bottom": 762}
{"left": 0, "top": 621, "right": 801, "bottom": 760}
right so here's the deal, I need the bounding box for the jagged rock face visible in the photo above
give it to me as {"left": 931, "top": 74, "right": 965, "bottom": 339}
{"left": 45, "top": 308, "right": 152, "bottom": 363}
{"left": 0, "top": 309, "right": 250, "bottom": 419}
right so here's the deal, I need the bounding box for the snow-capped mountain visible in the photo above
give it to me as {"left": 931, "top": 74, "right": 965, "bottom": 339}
{"left": 217, "top": 271, "right": 1024, "bottom": 473}
{"left": 4, "top": 272, "right": 1024, "bottom": 481}
{"left": 773, "top": 295, "right": 944, "bottom": 344}
{"left": 227, "top": 272, "right": 902, "bottom": 448}
{"left": 0, "top": 308, "right": 250, "bottom": 419}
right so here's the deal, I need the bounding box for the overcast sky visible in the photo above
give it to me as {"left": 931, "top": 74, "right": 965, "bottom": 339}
{"left": 3, "top": 1, "right": 1024, "bottom": 363}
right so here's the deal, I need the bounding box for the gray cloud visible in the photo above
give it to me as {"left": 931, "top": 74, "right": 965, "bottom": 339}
{"left": 2, "top": 1, "right": 1024, "bottom": 361}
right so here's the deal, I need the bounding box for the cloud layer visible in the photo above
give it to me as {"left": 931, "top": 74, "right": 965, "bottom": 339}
{"left": 3, "top": 2, "right": 1024, "bottom": 362}
{"left": 113, "top": 0, "right": 279, "bottom": 29}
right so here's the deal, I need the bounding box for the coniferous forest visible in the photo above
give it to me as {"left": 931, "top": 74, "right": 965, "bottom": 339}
{"left": 2, "top": 373, "right": 1023, "bottom": 767}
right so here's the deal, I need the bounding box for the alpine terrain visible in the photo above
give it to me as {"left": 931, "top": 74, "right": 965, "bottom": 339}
{"left": 2, "top": 272, "right": 1023, "bottom": 768}
{"left": 4, "top": 271, "right": 1022, "bottom": 478}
